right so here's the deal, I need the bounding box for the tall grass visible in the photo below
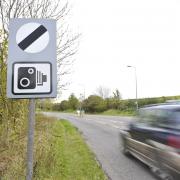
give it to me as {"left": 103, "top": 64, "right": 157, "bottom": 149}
{"left": 1, "top": 114, "right": 107, "bottom": 179}
{"left": 0, "top": 38, "right": 29, "bottom": 178}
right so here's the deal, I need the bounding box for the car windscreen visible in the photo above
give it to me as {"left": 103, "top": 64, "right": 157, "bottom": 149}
{"left": 138, "top": 108, "right": 180, "bottom": 130}
{"left": 164, "top": 110, "right": 180, "bottom": 130}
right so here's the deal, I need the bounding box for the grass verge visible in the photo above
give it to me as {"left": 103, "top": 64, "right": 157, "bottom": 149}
{"left": 99, "top": 109, "right": 136, "bottom": 116}
{"left": 39, "top": 109, "right": 136, "bottom": 117}
{"left": 0, "top": 114, "right": 106, "bottom": 180}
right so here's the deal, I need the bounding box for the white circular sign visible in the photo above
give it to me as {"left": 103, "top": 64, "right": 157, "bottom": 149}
{"left": 16, "top": 22, "right": 49, "bottom": 53}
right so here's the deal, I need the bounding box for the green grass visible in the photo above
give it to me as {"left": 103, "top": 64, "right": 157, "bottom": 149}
{"left": 1, "top": 115, "right": 106, "bottom": 180}
{"left": 42, "top": 109, "right": 136, "bottom": 117}
{"left": 100, "top": 109, "right": 136, "bottom": 116}
{"left": 37, "top": 108, "right": 76, "bottom": 114}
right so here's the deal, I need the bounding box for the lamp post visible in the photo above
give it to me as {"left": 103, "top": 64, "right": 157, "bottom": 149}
{"left": 127, "top": 65, "right": 138, "bottom": 110}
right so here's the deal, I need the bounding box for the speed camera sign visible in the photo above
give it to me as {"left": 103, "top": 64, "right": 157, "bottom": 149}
{"left": 7, "top": 18, "right": 57, "bottom": 98}
{"left": 13, "top": 62, "right": 52, "bottom": 94}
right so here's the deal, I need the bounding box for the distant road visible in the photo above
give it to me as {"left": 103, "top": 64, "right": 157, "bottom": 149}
{"left": 43, "top": 112, "right": 157, "bottom": 180}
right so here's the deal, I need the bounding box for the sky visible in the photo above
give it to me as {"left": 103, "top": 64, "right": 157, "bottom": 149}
{"left": 59, "top": 0, "right": 180, "bottom": 101}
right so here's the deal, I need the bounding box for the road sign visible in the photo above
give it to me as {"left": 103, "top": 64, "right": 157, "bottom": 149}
{"left": 16, "top": 22, "right": 49, "bottom": 53}
{"left": 7, "top": 18, "right": 57, "bottom": 98}
{"left": 13, "top": 62, "right": 52, "bottom": 94}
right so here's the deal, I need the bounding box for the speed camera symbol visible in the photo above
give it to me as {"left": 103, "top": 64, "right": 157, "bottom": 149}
{"left": 17, "top": 67, "right": 47, "bottom": 89}
{"left": 13, "top": 62, "right": 52, "bottom": 95}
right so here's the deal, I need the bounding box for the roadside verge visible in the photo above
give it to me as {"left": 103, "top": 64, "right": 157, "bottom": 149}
{"left": 0, "top": 114, "right": 107, "bottom": 179}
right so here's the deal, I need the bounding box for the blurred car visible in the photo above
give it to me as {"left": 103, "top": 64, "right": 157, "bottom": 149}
{"left": 120, "top": 104, "right": 180, "bottom": 180}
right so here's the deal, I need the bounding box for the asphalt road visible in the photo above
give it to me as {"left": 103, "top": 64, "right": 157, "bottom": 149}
{"left": 43, "top": 112, "right": 157, "bottom": 180}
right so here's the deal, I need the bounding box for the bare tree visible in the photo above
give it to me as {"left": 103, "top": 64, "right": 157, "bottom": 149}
{"left": 0, "top": 0, "right": 80, "bottom": 92}
{"left": 96, "top": 86, "right": 111, "bottom": 99}
{"left": 113, "top": 89, "right": 121, "bottom": 100}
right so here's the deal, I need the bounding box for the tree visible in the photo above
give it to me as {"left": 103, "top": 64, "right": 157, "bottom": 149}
{"left": 95, "top": 86, "right": 110, "bottom": 99}
{"left": 108, "top": 89, "right": 122, "bottom": 110}
{"left": 0, "top": 30, "right": 28, "bottom": 148}
{"left": 113, "top": 89, "right": 121, "bottom": 100}
{"left": 0, "top": 1, "right": 79, "bottom": 171}
{"left": 0, "top": 0, "right": 79, "bottom": 91}
{"left": 83, "top": 95, "right": 107, "bottom": 113}
{"left": 68, "top": 93, "right": 79, "bottom": 110}
{"left": 59, "top": 100, "right": 69, "bottom": 111}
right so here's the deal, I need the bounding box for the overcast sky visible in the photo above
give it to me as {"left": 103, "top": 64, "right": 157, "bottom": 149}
{"left": 59, "top": 0, "right": 180, "bottom": 101}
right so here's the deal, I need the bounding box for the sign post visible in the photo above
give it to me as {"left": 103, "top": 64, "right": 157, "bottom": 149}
{"left": 7, "top": 18, "right": 57, "bottom": 179}
{"left": 26, "top": 99, "right": 35, "bottom": 180}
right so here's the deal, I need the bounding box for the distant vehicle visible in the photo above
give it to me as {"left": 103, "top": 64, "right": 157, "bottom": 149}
{"left": 120, "top": 104, "right": 180, "bottom": 180}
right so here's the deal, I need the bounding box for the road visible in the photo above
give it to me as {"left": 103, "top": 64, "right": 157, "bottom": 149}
{"left": 43, "top": 112, "right": 157, "bottom": 180}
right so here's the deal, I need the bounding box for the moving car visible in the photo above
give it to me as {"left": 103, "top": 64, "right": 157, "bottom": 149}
{"left": 120, "top": 104, "right": 180, "bottom": 180}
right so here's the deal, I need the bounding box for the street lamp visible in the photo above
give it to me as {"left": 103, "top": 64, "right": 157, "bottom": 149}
{"left": 127, "top": 65, "right": 138, "bottom": 110}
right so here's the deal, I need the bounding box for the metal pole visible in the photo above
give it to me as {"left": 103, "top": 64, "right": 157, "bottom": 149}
{"left": 134, "top": 67, "right": 138, "bottom": 110}
{"left": 26, "top": 99, "right": 35, "bottom": 180}
{"left": 127, "top": 65, "right": 138, "bottom": 110}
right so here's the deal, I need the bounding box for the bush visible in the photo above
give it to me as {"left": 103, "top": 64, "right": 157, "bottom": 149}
{"left": 0, "top": 36, "right": 28, "bottom": 173}
{"left": 83, "top": 95, "right": 107, "bottom": 113}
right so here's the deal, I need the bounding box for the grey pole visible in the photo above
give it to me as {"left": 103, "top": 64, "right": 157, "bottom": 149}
{"left": 26, "top": 99, "right": 35, "bottom": 180}
{"left": 134, "top": 67, "right": 138, "bottom": 110}
{"left": 127, "top": 65, "right": 138, "bottom": 110}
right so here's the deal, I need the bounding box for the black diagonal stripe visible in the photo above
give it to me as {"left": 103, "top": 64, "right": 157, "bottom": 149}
{"left": 18, "top": 25, "right": 47, "bottom": 50}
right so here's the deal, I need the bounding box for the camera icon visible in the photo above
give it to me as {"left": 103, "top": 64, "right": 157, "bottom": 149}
{"left": 18, "top": 67, "right": 47, "bottom": 89}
